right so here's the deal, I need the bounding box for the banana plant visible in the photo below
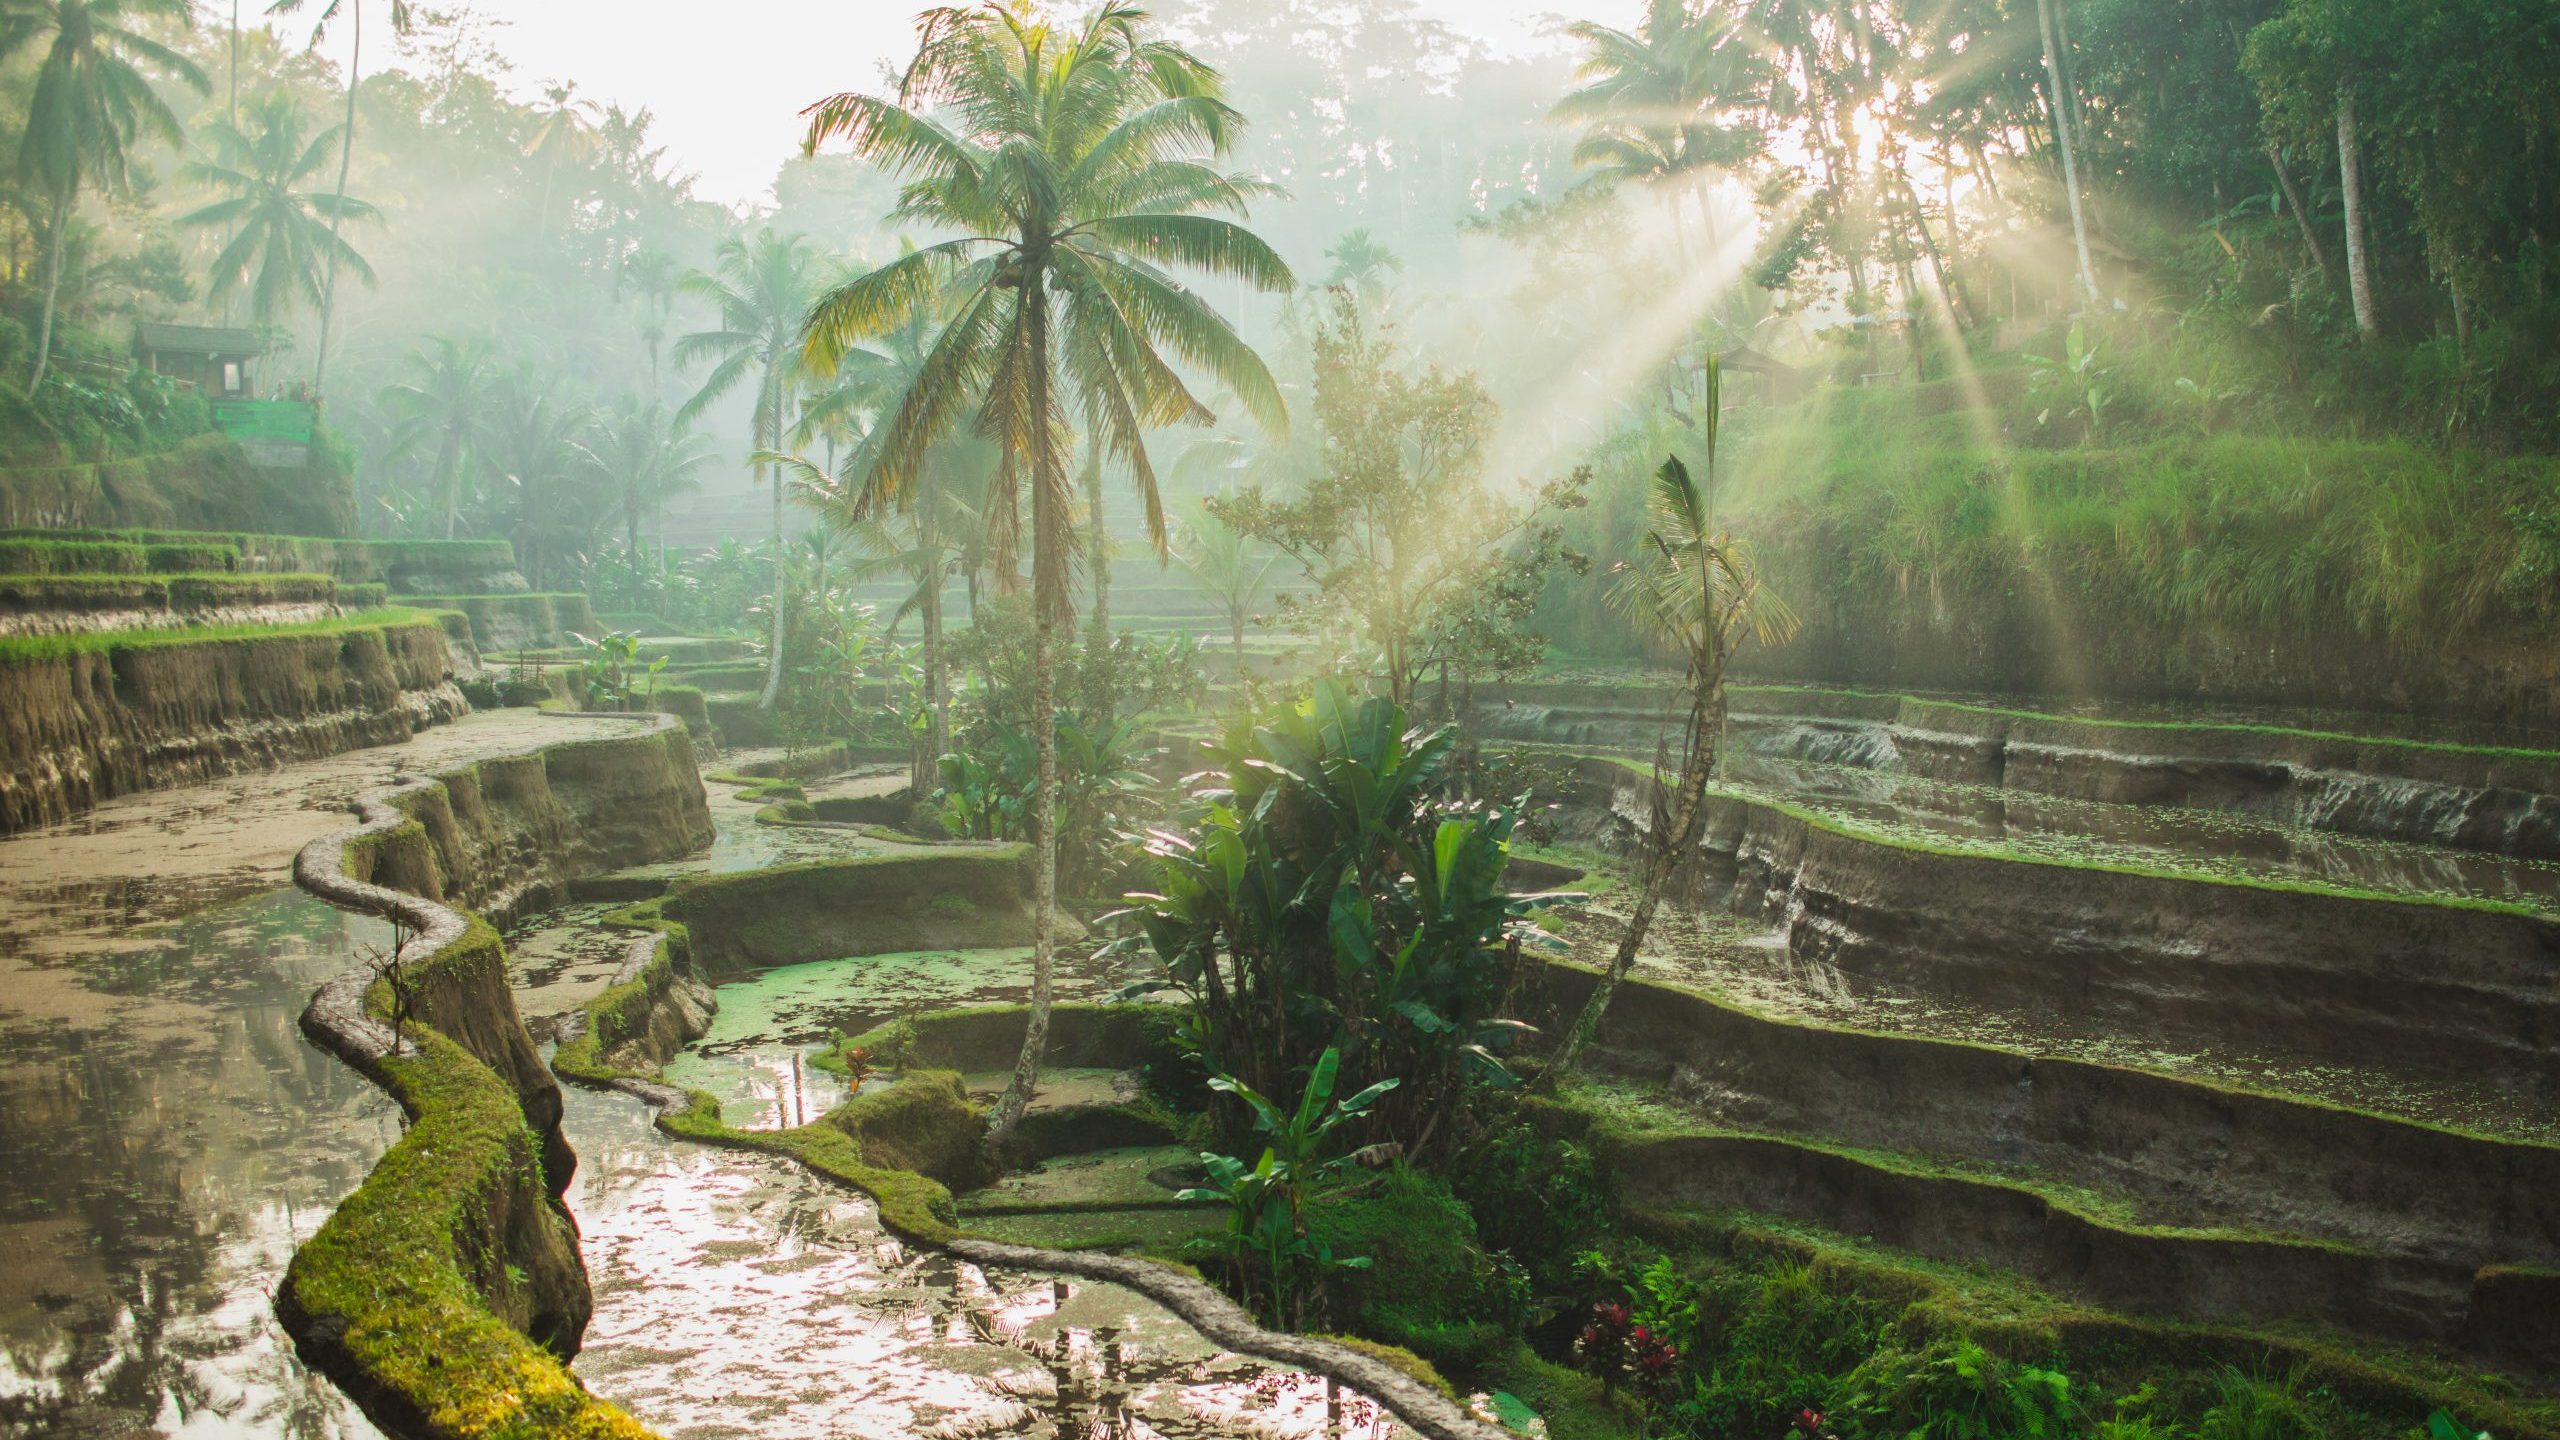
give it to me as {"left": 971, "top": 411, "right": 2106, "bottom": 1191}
{"left": 1178, "top": 1046, "right": 1398, "bottom": 1328}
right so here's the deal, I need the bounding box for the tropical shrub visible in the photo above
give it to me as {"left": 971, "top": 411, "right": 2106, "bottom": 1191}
{"left": 1110, "top": 682, "right": 1569, "bottom": 1160}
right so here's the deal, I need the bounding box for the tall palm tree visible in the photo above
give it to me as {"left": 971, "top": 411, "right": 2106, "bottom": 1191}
{"left": 1546, "top": 361, "right": 1797, "bottom": 1085}
{"left": 378, "top": 334, "right": 494, "bottom": 539}
{"left": 576, "top": 396, "right": 712, "bottom": 559}
{"left": 1321, "top": 227, "right": 1401, "bottom": 311}
{"left": 622, "top": 246, "right": 680, "bottom": 398}
{"left": 265, "top": 0, "right": 411, "bottom": 400}
{"left": 180, "top": 90, "right": 376, "bottom": 328}
{"left": 790, "top": 246, "right": 991, "bottom": 795}
{"left": 800, "top": 0, "right": 1292, "bottom": 1139}
{"left": 1551, "top": 0, "right": 1762, "bottom": 253}
{"left": 523, "top": 78, "right": 597, "bottom": 236}
{"left": 5, "top": 0, "right": 207, "bottom": 398}
{"left": 675, "top": 227, "right": 821, "bottom": 710}
{"left": 480, "top": 369, "right": 597, "bottom": 588}
{"left": 1173, "top": 501, "right": 1274, "bottom": 670}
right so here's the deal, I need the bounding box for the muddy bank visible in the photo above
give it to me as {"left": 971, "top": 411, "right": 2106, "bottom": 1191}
{"left": 281, "top": 717, "right": 719, "bottom": 1439}
{"left": 1528, "top": 960, "right": 2560, "bottom": 1278}
{"left": 1550, "top": 757, "right": 2560, "bottom": 1101}
{"left": 1470, "top": 681, "right": 2560, "bottom": 860}
{"left": 0, "top": 614, "right": 469, "bottom": 835}
{"left": 399, "top": 592, "right": 601, "bottom": 652}
{"left": 1729, "top": 690, "right": 2560, "bottom": 860}
{"left": 665, "top": 847, "right": 1038, "bottom": 975}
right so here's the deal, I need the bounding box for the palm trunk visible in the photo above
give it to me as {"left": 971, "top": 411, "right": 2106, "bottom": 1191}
{"left": 25, "top": 182, "right": 71, "bottom": 400}
{"left": 915, "top": 573, "right": 947, "bottom": 797}
{"left": 1547, "top": 678, "right": 1726, "bottom": 1083}
{"left": 2037, "top": 0, "right": 2100, "bottom": 306}
{"left": 313, "top": 1, "right": 362, "bottom": 400}
{"left": 991, "top": 278, "right": 1061, "bottom": 1142}
{"left": 756, "top": 378, "right": 787, "bottom": 710}
{"left": 2337, "top": 85, "right": 2379, "bottom": 340}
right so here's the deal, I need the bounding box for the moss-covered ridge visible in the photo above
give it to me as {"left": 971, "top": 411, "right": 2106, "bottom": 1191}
{"left": 288, "top": 765, "right": 664, "bottom": 1440}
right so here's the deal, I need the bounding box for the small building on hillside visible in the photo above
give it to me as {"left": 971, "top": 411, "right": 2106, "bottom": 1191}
{"left": 1715, "top": 344, "right": 1807, "bottom": 405}
{"left": 134, "top": 323, "right": 266, "bottom": 399}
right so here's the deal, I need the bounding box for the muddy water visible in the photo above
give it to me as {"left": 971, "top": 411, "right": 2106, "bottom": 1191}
{"left": 0, "top": 710, "right": 651, "bottom": 1440}
{"left": 563, "top": 1081, "right": 1403, "bottom": 1440}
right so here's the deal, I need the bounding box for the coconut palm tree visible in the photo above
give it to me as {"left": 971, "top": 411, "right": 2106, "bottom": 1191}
{"left": 1551, "top": 0, "right": 1762, "bottom": 252}
{"left": 576, "top": 396, "right": 712, "bottom": 560}
{"left": 524, "top": 78, "right": 597, "bottom": 236}
{"left": 378, "top": 334, "right": 494, "bottom": 539}
{"left": 180, "top": 91, "right": 376, "bottom": 329}
{"left": 1173, "top": 501, "right": 1274, "bottom": 670}
{"left": 675, "top": 227, "right": 821, "bottom": 710}
{"left": 5, "top": 0, "right": 207, "bottom": 398}
{"left": 799, "top": 0, "right": 1292, "bottom": 1139}
{"left": 1321, "top": 227, "right": 1401, "bottom": 311}
{"left": 265, "top": 0, "right": 411, "bottom": 400}
{"left": 1546, "top": 360, "right": 1798, "bottom": 1085}
{"left": 787, "top": 247, "right": 992, "bottom": 795}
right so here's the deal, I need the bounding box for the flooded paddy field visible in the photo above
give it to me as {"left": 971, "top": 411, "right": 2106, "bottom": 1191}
{"left": 0, "top": 712, "right": 651, "bottom": 1440}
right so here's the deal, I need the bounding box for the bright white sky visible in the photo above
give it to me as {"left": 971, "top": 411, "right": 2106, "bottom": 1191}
{"left": 285, "top": 0, "right": 1632, "bottom": 208}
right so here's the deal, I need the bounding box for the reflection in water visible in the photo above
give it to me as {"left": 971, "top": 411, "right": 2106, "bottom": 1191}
{"left": 561, "top": 1080, "right": 1402, "bottom": 1440}
{"left": 0, "top": 890, "right": 395, "bottom": 1440}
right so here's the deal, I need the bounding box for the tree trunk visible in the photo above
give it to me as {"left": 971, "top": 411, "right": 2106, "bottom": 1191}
{"left": 1547, "top": 679, "right": 1726, "bottom": 1083}
{"left": 2337, "top": 85, "right": 2379, "bottom": 340}
{"left": 2266, "top": 142, "right": 2332, "bottom": 276}
{"left": 991, "top": 277, "right": 1061, "bottom": 1142}
{"left": 313, "top": 1, "right": 362, "bottom": 400}
{"left": 2037, "top": 0, "right": 2101, "bottom": 306}
{"left": 756, "top": 372, "right": 787, "bottom": 711}
{"left": 26, "top": 182, "right": 72, "bottom": 400}
{"left": 916, "top": 571, "right": 947, "bottom": 798}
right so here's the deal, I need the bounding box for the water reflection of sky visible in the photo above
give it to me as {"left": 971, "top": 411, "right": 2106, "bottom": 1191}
{"left": 561, "top": 1079, "right": 1405, "bottom": 1440}
{"left": 0, "top": 889, "right": 394, "bottom": 1440}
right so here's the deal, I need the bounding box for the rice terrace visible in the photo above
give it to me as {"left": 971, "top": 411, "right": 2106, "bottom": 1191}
{"left": 0, "top": 2, "right": 2555, "bottom": 1439}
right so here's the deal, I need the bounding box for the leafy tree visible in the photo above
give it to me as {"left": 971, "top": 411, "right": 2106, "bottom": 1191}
{"left": 798, "top": 0, "right": 1291, "bottom": 1139}
{"left": 180, "top": 90, "right": 376, "bottom": 329}
{"left": 1548, "top": 361, "right": 1798, "bottom": 1085}
{"left": 378, "top": 334, "right": 495, "bottom": 539}
{"left": 1211, "top": 290, "right": 1587, "bottom": 711}
{"left": 5, "top": 0, "right": 207, "bottom": 397}
{"left": 676, "top": 226, "right": 821, "bottom": 710}
{"left": 265, "top": 0, "right": 411, "bottom": 398}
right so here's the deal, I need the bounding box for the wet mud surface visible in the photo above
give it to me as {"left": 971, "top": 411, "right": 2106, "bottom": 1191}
{"left": 562, "top": 1081, "right": 1404, "bottom": 1440}
{"left": 1556, "top": 895, "right": 2560, "bottom": 1145}
{"left": 0, "top": 710, "right": 647, "bottom": 1440}
{"left": 1719, "top": 749, "right": 2560, "bottom": 918}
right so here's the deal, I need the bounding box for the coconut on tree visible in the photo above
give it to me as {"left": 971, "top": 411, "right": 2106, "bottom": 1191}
{"left": 797, "top": 0, "right": 1291, "bottom": 1140}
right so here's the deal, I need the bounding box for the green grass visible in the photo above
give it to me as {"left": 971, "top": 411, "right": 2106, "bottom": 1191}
{"left": 0, "top": 570, "right": 338, "bottom": 607}
{"left": 0, "top": 605, "right": 453, "bottom": 664}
